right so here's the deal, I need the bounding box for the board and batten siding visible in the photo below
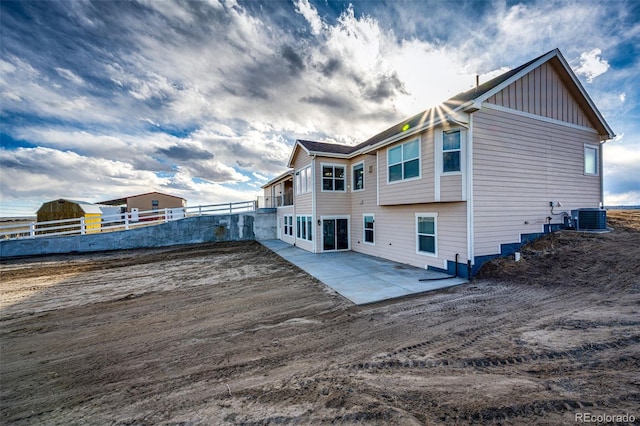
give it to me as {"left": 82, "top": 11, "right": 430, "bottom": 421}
{"left": 378, "top": 130, "right": 435, "bottom": 205}
{"left": 472, "top": 107, "right": 601, "bottom": 257}
{"left": 485, "top": 61, "right": 593, "bottom": 129}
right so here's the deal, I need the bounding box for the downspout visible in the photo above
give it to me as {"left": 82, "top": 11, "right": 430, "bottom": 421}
{"left": 466, "top": 114, "right": 475, "bottom": 278}
{"left": 599, "top": 139, "right": 605, "bottom": 208}
{"left": 312, "top": 155, "right": 317, "bottom": 253}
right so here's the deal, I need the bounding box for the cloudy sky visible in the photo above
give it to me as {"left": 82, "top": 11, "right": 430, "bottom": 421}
{"left": 1, "top": 0, "right": 638, "bottom": 216}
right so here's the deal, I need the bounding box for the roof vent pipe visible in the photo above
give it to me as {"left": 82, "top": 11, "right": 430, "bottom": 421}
{"left": 475, "top": 74, "right": 479, "bottom": 91}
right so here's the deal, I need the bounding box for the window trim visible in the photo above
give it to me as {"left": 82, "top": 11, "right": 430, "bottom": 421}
{"left": 363, "top": 214, "right": 375, "bottom": 246}
{"left": 415, "top": 213, "right": 438, "bottom": 257}
{"left": 352, "top": 161, "right": 365, "bottom": 192}
{"left": 321, "top": 163, "right": 347, "bottom": 193}
{"left": 584, "top": 144, "right": 599, "bottom": 176}
{"left": 387, "top": 138, "right": 421, "bottom": 184}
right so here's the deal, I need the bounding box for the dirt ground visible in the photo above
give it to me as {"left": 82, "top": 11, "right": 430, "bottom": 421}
{"left": 1, "top": 211, "right": 639, "bottom": 425}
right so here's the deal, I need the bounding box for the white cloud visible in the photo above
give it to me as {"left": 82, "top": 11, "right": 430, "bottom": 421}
{"left": 574, "top": 48, "right": 610, "bottom": 83}
{"left": 295, "top": 0, "right": 324, "bottom": 36}
{"left": 54, "top": 67, "right": 85, "bottom": 85}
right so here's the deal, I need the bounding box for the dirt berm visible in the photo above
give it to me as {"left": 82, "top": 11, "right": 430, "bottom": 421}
{"left": 1, "top": 210, "right": 638, "bottom": 424}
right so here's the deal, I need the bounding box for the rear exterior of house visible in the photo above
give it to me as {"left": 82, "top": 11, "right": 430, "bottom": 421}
{"left": 263, "top": 49, "right": 614, "bottom": 277}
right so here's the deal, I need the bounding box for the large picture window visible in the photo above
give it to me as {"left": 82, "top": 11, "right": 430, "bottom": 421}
{"left": 584, "top": 145, "right": 599, "bottom": 175}
{"left": 443, "top": 130, "right": 461, "bottom": 173}
{"left": 416, "top": 213, "right": 437, "bottom": 256}
{"left": 352, "top": 162, "right": 364, "bottom": 191}
{"left": 388, "top": 139, "right": 420, "bottom": 182}
{"left": 322, "top": 164, "right": 346, "bottom": 192}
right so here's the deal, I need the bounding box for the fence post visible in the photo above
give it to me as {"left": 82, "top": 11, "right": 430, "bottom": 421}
{"left": 80, "top": 217, "right": 86, "bottom": 235}
{"left": 125, "top": 213, "right": 129, "bottom": 230}
{"left": 229, "top": 202, "right": 233, "bottom": 214}
{"left": 164, "top": 208, "right": 169, "bottom": 223}
{"left": 198, "top": 205, "right": 202, "bottom": 216}
{"left": 29, "top": 222, "right": 35, "bottom": 237}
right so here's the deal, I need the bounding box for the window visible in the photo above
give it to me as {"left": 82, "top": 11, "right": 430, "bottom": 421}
{"left": 416, "top": 213, "right": 437, "bottom": 256}
{"left": 352, "top": 162, "right": 364, "bottom": 191}
{"left": 296, "top": 215, "right": 312, "bottom": 241}
{"left": 151, "top": 199, "right": 159, "bottom": 211}
{"left": 363, "top": 214, "right": 374, "bottom": 245}
{"left": 283, "top": 215, "right": 293, "bottom": 236}
{"left": 322, "top": 165, "right": 346, "bottom": 192}
{"left": 584, "top": 145, "right": 599, "bottom": 175}
{"left": 388, "top": 139, "right": 420, "bottom": 182}
{"left": 443, "top": 130, "right": 461, "bottom": 173}
{"left": 295, "top": 166, "right": 312, "bottom": 194}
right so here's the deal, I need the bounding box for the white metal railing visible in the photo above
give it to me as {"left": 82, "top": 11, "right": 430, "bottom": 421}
{"left": 0, "top": 200, "right": 257, "bottom": 241}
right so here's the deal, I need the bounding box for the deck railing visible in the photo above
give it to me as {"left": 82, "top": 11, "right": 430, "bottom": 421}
{"left": 0, "top": 200, "right": 257, "bottom": 241}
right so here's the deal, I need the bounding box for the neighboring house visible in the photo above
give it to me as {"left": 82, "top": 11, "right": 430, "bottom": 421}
{"left": 262, "top": 49, "right": 614, "bottom": 277}
{"left": 36, "top": 199, "right": 102, "bottom": 233}
{"left": 98, "top": 191, "right": 187, "bottom": 213}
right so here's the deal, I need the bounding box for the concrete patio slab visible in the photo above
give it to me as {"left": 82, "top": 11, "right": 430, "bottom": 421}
{"left": 260, "top": 240, "right": 467, "bottom": 305}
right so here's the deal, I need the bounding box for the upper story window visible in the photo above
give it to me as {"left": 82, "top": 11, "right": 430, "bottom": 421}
{"left": 352, "top": 162, "right": 364, "bottom": 191}
{"left": 442, "top": 130, "right": 461, "bottom": 173}
{"left": 322, "top": 164, "right": 346, "bottom": 192}
{"left": 388, "top": 138, "right": 420, "bottom": 183}
{"left": 151, "top": 199, "right": 159, "bottom": 210}
{"left": 295, "top": 165, "right": 312, "bottom": 194}
{"left": 584, "top": 145, "right": 599, "bottom": 175}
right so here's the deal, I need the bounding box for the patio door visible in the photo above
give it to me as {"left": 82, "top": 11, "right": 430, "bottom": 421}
{"left": 322, "top": 218, "right": 349, "bottom": 251}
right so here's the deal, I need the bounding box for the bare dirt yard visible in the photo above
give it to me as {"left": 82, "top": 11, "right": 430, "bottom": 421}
{"left": 1, "top": 211, "right": 639, "bottom": 425}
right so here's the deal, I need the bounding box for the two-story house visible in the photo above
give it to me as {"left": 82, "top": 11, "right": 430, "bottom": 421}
{"left": 262, "top": 49, "right": 614, "bottom": 278}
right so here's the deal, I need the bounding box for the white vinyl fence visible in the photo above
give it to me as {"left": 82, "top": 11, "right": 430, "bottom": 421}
{"left": 0, "top": 200, "right": 256, "bottom": 241}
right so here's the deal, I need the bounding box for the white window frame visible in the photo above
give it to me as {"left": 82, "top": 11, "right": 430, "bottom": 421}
{"left": 415, "top": 213, "right": 437, "bottom": 257}
{"left": 387, "top": 138, "right": 421, "bottom": 184}
{"left": 296, "top": 215, "right": 313, "bottom": 241}
{"left": 363, "top": 214, "right": 375, "bottom": 245}
{"left": 295, "top": 165, "right": 312, "bottom": 195}
{"left": 442, "top": 129, "right": 462, "bottom": 174}
{"left": 352, "top": 161, "right": 365, "bottom": 192}
{"left": 584, "top": 144, "right": 599, "bottom": 176}
{"left": 321, "top": 163, "right": 347, "bottom": 192}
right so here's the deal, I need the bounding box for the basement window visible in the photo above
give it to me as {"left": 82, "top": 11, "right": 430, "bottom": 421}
{"left": 416, "top": 213, "right": 437, "bottom": 256}
{"left": 296, "top": 215, "right": 312, "bottom": 241}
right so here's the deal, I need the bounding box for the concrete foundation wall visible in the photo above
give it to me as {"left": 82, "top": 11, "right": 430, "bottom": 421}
{"left": 0, "top": 212, "right": 277, "bottom": 258}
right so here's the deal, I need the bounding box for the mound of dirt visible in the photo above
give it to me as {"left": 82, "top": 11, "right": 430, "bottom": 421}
{"left": 476, "top": 210, "right": 640, "bottom": 290}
